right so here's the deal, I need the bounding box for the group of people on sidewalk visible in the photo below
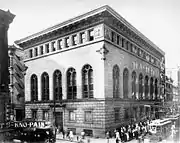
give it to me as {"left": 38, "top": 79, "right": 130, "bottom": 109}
{"left": 106, "top": 120, "right": 151, "bottom": 143}
{"left": 57, "top": 126, "right": 88, "bottom": 142}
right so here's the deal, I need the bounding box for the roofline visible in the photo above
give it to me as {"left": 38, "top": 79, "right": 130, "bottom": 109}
{"left": 15, "top": 5, "right": 109, "bottom": 44}
{"left": 15, "top": 5, "right": 165, "bottom": 56}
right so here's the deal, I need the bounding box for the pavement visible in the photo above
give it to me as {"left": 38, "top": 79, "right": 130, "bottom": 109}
{"left": 56, "top": 133, "right": 139, "bottom": 143}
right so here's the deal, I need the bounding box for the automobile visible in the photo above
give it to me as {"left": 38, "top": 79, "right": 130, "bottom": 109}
{"left": 12, "top": 125, "right": 55, "bottom": 143}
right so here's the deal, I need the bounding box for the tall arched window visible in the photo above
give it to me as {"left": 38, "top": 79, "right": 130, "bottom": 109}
{"left": 145, "top": 76, "right": 149, "bottom": 99}
{"left": 139, "top": 73, "right": 143, "bottom": 99}
{"left": 113, "top": 65, "right": 120, "bottom": 98}
{"left": 31, "top": 74, "right": 38, "bottom": 101}
{"left": 155, "top": 79, "right": 158, "bottom": 99}
{"left": 41, "top": 72, "right": 49, "bottom": 101}
{"left": 67, "top": 68, "right": 76, "bottom": 99}
{"left": 53, "top": 70, "right": 62, "bottom": 101}
{"left": 82, "top": 64, "right": 93, "bottom": 98}
{"left": 150, "top": 77, "right": 154, "bottom": 100}
{"left": 132, "top": 71, "right": 136, "bottom": 99}
{"left": 123, "top": 68, "right": 129, "bottom": 98}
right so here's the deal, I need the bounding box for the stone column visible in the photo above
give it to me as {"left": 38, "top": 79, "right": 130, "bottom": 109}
{"left": 136, "top": 78, "right": 139, "bottom": 100}
{"left": 142, "top": 80, "right": 145, "bottom": 99}
{"left": 49, "top": 75, "right": 53, "bottom": 101}
{"left": 38, "top": 74, "right": 42, "bottom": 101}
{"left": 85, "top": 30, "right": 89, "bottom": 42}
{"left": 62, "top": 71, "right": 67, "bottom": 100}
{"left": 69, "top": 35, "right": 73, "bottom": 47}
{"left": 77, "top": 33, "right": 80, "bottom": 44}
{"left": 153, "top": 80, "right": 155, "bottom": 99}
{"left": 76, "top": 68, "right": 82, "bottom": 99}
{"left": 148, "top": 79, "right": 150, "bottom": 100}
{"left": 62, "top": 38, "right": 66, "bottom": 49}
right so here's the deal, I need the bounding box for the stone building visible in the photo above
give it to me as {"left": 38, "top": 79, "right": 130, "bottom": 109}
{"left": 15, "top": 6, "right": 165, "bottom": 137}
{"left": 0, "top": 9, "right": 15, "bottom": 124}
{"left": 8, "top": 45, "right": 27, "bottom": 121}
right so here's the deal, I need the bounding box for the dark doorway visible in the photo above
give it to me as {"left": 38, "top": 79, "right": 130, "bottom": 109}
{"left": 16, "top": 109, "right": 23, "bottom": 121}
{"left": 55, "top": 112, "right": 63, "bottom": 128}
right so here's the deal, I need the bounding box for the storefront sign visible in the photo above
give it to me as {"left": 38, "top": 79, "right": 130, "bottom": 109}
{"left": 14, "top": 121, "right": 46, "bottom": 128}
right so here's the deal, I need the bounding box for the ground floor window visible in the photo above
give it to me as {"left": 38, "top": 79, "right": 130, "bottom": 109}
{"left": 69, "top": 110, "right": 76, "bottom": 121}
{"left": 42, "top": 110, "right": 49, "bottom": 121}
{"left": 114, "top": 108, "right": 120, "bottom": 122}
{"left": 31, "top": 109, "right": 37, "bottom": 119}
{"left": 83, "top": 129, "right": 93, "bottom": 136}
{"left": 84, "top": 111, "right": 92, "bottom": 123}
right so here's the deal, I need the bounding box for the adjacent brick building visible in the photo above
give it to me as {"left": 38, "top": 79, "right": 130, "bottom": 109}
{"left": 15, "top": 6, "right": 165, "bottom": 137}
{"left": 8, "top": 45, "right": 27, "bottom": 121}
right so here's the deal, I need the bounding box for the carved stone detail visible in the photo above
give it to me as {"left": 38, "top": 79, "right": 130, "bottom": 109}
{"left": 96, "top": 44, "right": 109, "bottom": 60}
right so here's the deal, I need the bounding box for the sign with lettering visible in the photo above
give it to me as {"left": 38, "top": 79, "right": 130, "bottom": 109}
{"left": 14, "top": 121, "right": 46, "bottom": 128}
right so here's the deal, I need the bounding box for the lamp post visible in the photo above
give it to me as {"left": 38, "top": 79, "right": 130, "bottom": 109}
{"left": 53, "top": 94, "right": 57, "bottom": 142}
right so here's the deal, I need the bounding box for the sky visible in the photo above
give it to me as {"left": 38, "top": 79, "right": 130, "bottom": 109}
{"left": 1, "top": 0, "right": 180, "bottom": 83}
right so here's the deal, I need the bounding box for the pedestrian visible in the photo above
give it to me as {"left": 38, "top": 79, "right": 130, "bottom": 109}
{"left": 62, "top": 128, "right": 65, "bottom": 139}
{"left": 69, "top": 130, "right": 74, "bottom": 141}
{"left": 106, "top": 131, "right": 110, "bottom": 143}
{"left": 81, "top": 130, "right": 85, "bottom": 139}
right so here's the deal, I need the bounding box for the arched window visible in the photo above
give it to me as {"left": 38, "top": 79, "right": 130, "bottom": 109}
{"left": 113, "top": 65, "right": 120, "bottom": 98}
{"left": 41, "top": 72, "right": 49, "bottom": 101}
{"left": 145, "top": 76, "right": 149, "bottom": 99}
{"left": 31, "top": 74, "right": 38, "bottom": 101}
{"left": 67, "top": 68, "right": 76, "bottom": 99}
{"left": 53, "top": 70, "right": 62, "bottom": 101}
{"left": 150, "top": 77, "right": 154, "bottom": 99}
{"left": 82, "top": 64, "right": 93, "bottom": 98}
{"left": 139, "top": 73, "right": 143, "bottom": 99}
{"left": 123, "top": 68, "right": 129, "bottom": 98}
{"left": 155, "top": 79, "right": 158, "bottom": 99}
{"left": 132, "top": 71, "right": 136, "bottom": 99}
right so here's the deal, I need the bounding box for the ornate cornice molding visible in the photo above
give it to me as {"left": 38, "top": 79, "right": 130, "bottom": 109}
{"left": 15, "top": 5, "right": 164, "bottom": 57}
{"left": 0, "top": 9, "right": 15, "bottom": 28}
{"left": 18, "top": 14, "right": 104, "bottom": 49}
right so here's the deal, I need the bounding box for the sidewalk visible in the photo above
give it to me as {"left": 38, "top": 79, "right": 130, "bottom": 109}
{"left": 56, "top": 133, "right": 139, "bottom": 143}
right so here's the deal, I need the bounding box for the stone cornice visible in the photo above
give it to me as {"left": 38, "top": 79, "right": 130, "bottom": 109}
{"left": 15, "top": 5, "right": 164, "bottom": 56}
{"left": 0, "top": 9, "right": 15, "bottom": 27}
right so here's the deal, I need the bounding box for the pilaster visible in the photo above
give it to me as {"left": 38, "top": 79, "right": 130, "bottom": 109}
{"left": 38, "top": 75, "right": 42, "bottom": 101}
{"left": 49, "top": 75, "right": 53, "bottom": 100}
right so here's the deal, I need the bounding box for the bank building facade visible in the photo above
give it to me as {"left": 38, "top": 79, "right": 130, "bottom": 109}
{"left": 15, "top": 5, "right": 165, "bottom": 137}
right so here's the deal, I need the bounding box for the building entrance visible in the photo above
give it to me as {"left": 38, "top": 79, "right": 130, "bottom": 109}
{"left": 55, "top": 112, "right": 63, "bottom": 128}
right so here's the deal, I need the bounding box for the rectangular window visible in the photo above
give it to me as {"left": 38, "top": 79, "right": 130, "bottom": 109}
{"left": 84, "top": 111, "right": 92, "bottom": 122}
{"left": 111, "top": 31, "right": 115, "bottom": 42}
{"left": 117, "top": 35, "right": 120, "bottom": 45}
{"left": 114, "top": 108, "right": 120, "bottom": 122}
{"left": 69, "top": 110, "right": 76, "bottom": 121}
{"left": 124, "top": 108, "right": 129, "bottom": 119}
{"left": 130, "top": 44, "right": 133, "bottom": 52}
{"left": 88, "top": 29, "right": 94, "bottom": 41}
{"left": 65, "top": 37, "right": 70, "bottom": 48}
{"left": 83, "top": 129, "right": 93, "bottom": 137}
{"left": 126, "top": 41, "right": 129, "bottom": 50}
{"left": 42, "top": 110, "right": 49, "bottom": 121}
{"left": 45, "top": 43, "right": 49, "bottom": 53}
{"left": 72, "top": 35, "right": 78, "bottom": 46}
{"left": 51, "top": 41, "right": 56, "bottom": 51}
{"left": 29, "top": 49, "right": 33, "bottom": 58}
{"left": 80, "top": 32, "right": 86, "bottom": 43}
{"left": 40, "top": 46, "right": 43, "bottom": 55}
{"left": 34, "top": 48, "right": 38, "bottom": 56}
{"left": 122, "top": 38, "right": 124, "bottom": 47}
{"left": 32, "top": 110, "right": 37, "bottom": 119}
{"left": 57, "top": 39, "right": 63, "bottom": 49}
